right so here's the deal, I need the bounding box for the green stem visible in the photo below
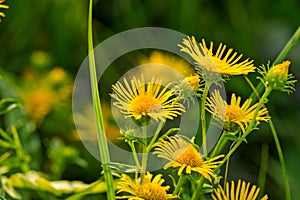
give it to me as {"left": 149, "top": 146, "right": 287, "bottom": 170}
{"left": 257, "top": 144, "right": 269, "bottom": 199}
{"left": 140, "top": 125, "right": 148, "bottom": 180}
{"left": 88, "top": 1, "right": 115, "bottom": 199}
{"left": 210, "top": 132, "right": 228, "bottom": 158}
{"left": 146, "top": 121, "right": 164, "bottom": 152}
{"left": 129, "top": 142, "right": 141, "bottom": 170}
{"left": 246, "top": 70, "right": 291, "bottom": 200}
{"left": 173, "top": 175, "right": 185, "bottom": 195}
{"left": 223, "top": 155, "right": 230, "bottom": 189}
{"left": 191, "top": 177, "right": 205, "bottom": 200}
{"left": 201, "top": 83, "right": 210, "bottom": 155}
{"left": 269, "top": 120, "right": 291, "bottom": 200}
{"left": 250, "top": 26, "right": 300, "bottom": 101}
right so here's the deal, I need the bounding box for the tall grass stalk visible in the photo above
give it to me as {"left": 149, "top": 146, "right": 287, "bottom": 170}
{"left": 87, "top": 0, "right": 115, "bottom": 199}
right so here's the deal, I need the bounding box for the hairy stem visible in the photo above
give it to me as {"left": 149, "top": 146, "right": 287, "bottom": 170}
{"left": 140, "top": 125, "right": 148, "bottom": 180}
{"left": 173, "top": 175, "right": 185, "bottom": 195}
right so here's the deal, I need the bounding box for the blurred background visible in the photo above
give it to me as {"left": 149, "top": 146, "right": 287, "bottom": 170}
{"left": 0, "top": 0, "right": 299, "bottom": 199}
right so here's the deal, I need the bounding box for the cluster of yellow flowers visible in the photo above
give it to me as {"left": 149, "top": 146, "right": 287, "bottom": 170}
{"left": 110, "top": 36, "right": 295, "bottom": 200}
{"left": 19, "top": 67, "right": 72, "bottom": 122}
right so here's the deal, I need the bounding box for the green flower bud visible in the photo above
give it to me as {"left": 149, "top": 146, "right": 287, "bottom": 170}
{"left": 266, "top": 61, "right": 290, "bottom": 90}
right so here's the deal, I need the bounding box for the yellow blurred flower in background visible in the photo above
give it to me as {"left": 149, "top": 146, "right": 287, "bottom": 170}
{"left": 21, "top": 85, "right": 57, "bottom": 122}
{"left": 19, "top": 67, "right": 72, "bottom": 123}
{"left": 140, "top": 51, "right": 196, "bottom": 77}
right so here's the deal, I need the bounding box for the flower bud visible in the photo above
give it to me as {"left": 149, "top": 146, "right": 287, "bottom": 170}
{"left": 266, "top": 60, "right": 290, "bottom": 90}
{"left": 185, "top": 74, "right": 200, "bottom": 91}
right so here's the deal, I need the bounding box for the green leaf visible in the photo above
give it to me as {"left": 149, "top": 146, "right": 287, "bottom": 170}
{"left": 223, "top": 132, "right": 238, "bottom": 142}
{"left": 0, "top": 140, "right": 13, "bottom": 148}
{"left": 201, "top": 183, "right": 213, "bottom": 194}
{"left": 0, "top": 128, "right": 12, "bottom": 143}
{"left": 104, "top": 162, "right": 137, "bottom": 173}
{"left": 65, "top": 180, "right": 108, "bottom": 200}
{"left": 0, "top": 98, "right": 20, "bottom": 115}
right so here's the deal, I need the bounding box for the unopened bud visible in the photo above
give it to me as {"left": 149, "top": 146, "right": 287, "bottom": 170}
{"left": 185, "top": 74, "right": 200, "bottom": 91}
{"left": 266, "top": 60, "right": 290, "bottom": 90}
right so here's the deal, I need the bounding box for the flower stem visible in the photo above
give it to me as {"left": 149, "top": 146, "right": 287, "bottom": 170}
{"left": 201, "top": 83, "right": 210, "bottom": 155}
{"left": 191, "top": 176, "right": 205, "bottom": 200}
{"left": 129, "top": 142, "right": 141, "bottom": 170}
{"left": 210, "top": 131, "right": 228, "bottom": 158}
{"left": 250, "top": 26, "right": 300, "bottom": 101}
{"left": 246, "top": 75, "right": 291, "bottom": 200}
{"left": 147, "top": 121, "right": 164, "bottom": 152}
{"left": 141, "top": 124, "right": 148, "bottom": 180}
{"left": 173, "top": 175, "right": 185, "bottom": 195}
{"left": 88, "top": 0, "right": 115, "bottom": 199}
{"left": 269, "top": 120, "right": 291, "bottom": 200}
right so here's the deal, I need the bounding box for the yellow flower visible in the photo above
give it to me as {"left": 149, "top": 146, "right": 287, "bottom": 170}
{"left": 178, "top": 36, "right": 255, "bottom": 76}
{"left": 206, "top": 90, "right": 270, "bottom": 133}
{"left": 116, "top": 172, "right": 177, "bottom": 200}
{"left": 140, "top": 51, "right": 196, "bottom": 77}
{"left": 212, "top": 180, "right": 268, "bottom": 200}
{"left": 21, "top": 86, "right": 57, "bottom": 122}
{"left": 0, "top": 0, "right": 9, "bottom": 21}
{"left": 48, "top": 67, "right": 67, "bottom": 83}
{"left": 154, "top": 136, "right": 223, "bottom": 182}
{"left": 110, "top": 76, "right": 185, "bottom": 123}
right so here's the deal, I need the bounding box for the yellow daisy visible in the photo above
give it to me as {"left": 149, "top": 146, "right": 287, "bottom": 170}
{"left": 212, "top": 180, "right": 268, "bottom": 200}
{"left": 110, "top": 76, "right": 185, "bottom": 123}
{"left": 154, "top": 136, "right": 223, "bottom": 182}
{"left": 116, "top": 172, "right": 177, "bottom": 200}
{"left": 178, "top": 36, "right": 255, "bottom": 76}
{"left": 0, "top": 0, "right": 9, "bottom": 21}
{"left": 206, "top": 90, "right": 270, "bottom": 133}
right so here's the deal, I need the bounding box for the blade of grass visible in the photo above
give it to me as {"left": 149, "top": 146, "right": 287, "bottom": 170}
{"left": 87, "top": 0, "right": 115, "bottom": 199}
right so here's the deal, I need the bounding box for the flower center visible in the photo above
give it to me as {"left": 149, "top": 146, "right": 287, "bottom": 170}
{"left": 136, "top": 183, "right": 167, "bottom": 200}
{"left": 176, "top": 145, "right": 203, "bottom": 167}
{"left": 129, "top": 94, "right": 162, "bottom": 116}
{"left": 225, "top": 105, "right": 245, "bottom": 122}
